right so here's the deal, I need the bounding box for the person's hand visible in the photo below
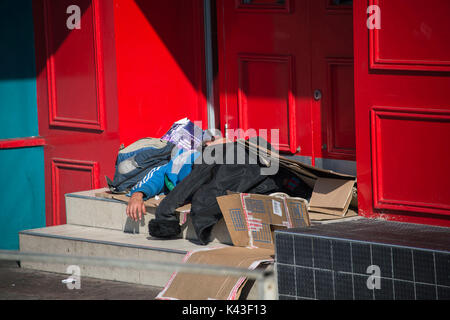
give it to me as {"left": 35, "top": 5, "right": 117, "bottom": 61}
{"left": 126, "top": 192, "right": 146, "bottom": 221}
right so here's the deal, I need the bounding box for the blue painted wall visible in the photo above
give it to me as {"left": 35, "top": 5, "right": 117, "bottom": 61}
{"left": 0, "top": 0, "right": 46, "bottom": 249}
{"left": 0, "top": 147, "right": 46, "bottom": 250}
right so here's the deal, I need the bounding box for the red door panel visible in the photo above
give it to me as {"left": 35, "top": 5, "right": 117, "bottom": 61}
{"left": 354, "top": 0, "right": 450, "bottom": 226}
{"left": 371, "top": 107, "right": 450, "bottom": 215}
{"left": 52, "top": 159, "right": 100, "bottom": 225}
{"left": 217, "top": 0, "right": 310, "bottom": 155}
{"left": 34, "top": 0, "right": 120, "bottom": 226}
{"left": 238, "top": 54, "right": 295, "bottom": 152}
{"left": 370, "top": 0, "right": 450, "bottom": 72}
{"left": 325, "top": 60, "right": 355, "bottom": 155}
{"left": 45, "top": 0, "right": 105, "bottom": 130}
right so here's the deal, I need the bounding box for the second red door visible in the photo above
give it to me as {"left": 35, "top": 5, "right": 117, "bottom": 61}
{"left": 217, "top": 0, "right": 355, "bottom": 170}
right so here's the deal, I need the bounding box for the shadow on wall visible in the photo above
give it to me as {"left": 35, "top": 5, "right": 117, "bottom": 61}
{"left": 0, "top": 0, "right": 40, "bottom": 140}
{"left": 0, "top": 0, "right": 38, "bottom": 80}
{"left": 3, "top": 0, "right": 204, "bottom": 94}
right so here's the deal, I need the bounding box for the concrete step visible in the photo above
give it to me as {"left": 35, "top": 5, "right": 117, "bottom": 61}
{"left": 18, "top": 225, "right": 260, "bottom": 299}
{"left": 65, "top": 188, "right": 232, "bottom": 244}
{"left": 18, "top": 224, "right": 229, "bottom": 288}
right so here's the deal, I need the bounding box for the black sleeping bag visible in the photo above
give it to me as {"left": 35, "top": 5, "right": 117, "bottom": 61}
{"left": 149, "top": 140, "right": 279, "bottom": 244}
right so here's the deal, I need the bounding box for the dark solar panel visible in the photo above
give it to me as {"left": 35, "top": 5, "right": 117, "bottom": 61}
{"left": 275, "top": 218, "right": 450, "bottom": 300}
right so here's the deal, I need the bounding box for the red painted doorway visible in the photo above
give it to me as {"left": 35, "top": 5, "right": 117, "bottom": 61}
{"left": 33, "top": 0, "right": 120, "bottom": 226}
{"left": 216, "top": 0, "right": 355, "bottom": 171}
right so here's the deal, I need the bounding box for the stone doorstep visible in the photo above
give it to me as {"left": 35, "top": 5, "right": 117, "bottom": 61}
{"left": 18, "top": 224, "right": 260, "bottom": 299}
{"left": 65, "top": 188, "right": 233, "bottom": 244}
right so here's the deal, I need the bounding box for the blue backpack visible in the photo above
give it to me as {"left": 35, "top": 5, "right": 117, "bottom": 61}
{"left": 106, "top": 138, "right": 175, "bottom": 193}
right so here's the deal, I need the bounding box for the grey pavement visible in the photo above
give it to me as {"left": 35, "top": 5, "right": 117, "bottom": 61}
{"left": 0, "top": 260, "right": 161, "bottom": 300}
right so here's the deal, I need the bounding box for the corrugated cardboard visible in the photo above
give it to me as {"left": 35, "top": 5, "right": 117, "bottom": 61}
{"left": 308, "top": 208, "right": 358, "bottom": 221}
{"left": 157, "top": 246, "right": 274, "bottom": 300}
{"left": 217, "top": 193, "right": 310, "bottom": 250}
{"left": 238, "top": 139, "right": 357, "bottom": 217}
{"left": 308, "top": 178, "right": 355, "bottom": 216}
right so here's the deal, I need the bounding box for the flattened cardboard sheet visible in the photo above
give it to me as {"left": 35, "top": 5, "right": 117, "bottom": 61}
{"left": 308, "top": 178, "right": 355, "bottom": 216}
{"left": 308, "top": 208, "right": 358, "bottom": 221}
{"left": 157, "top": 246, "right": 274, "bottom": 300}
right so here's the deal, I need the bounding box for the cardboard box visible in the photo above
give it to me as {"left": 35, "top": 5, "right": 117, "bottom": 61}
{"left": 157, "top": 193, "right": 308, "bottom": 300}
{"left": 217, "top": 193, "right": 310, "bottom": 250}
{"left": 239, "top": 139, "right": 357, "bottom": 217}
{"left": 154, "top": 176, "right": 355, "bottom": 300}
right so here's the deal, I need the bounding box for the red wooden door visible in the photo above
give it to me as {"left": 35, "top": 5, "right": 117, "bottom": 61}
{"left": 354, "top": 0, "right": 450, "bottom": 226}
{"left": 34, "top": 0, "right": 120, "bottom": 226}
{"left": 217, "top": 0, "right": 355, "bottom": 168}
